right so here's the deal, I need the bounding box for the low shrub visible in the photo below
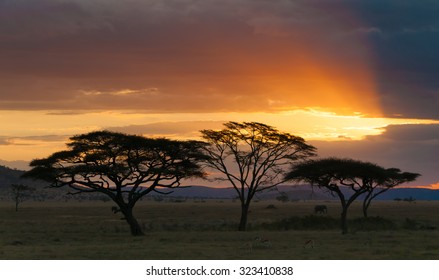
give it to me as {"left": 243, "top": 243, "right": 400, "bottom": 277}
{"left": 350, "top": 216, "right": 397, "bottom": 231}
{"left": 259, "top": 216, "right": 398, "bottom": 232}
{"left": 402, "top": 218, "right": 419, "bottom": 230}
{"left": 402, "top": 218, "right": 437, "bottom": 231}
{"left": 260, "top": 215, "right": 339, "bottom": 231}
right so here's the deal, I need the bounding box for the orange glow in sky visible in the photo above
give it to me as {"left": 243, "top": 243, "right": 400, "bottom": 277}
{"left": 1, "top": 109, "right": 437, "bottom": 162}
{"left": 0, "top": 1, "right": 438, "bottom": 188}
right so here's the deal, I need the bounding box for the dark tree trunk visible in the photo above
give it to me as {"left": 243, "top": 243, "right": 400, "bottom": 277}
{"left": 363, "top": 192, "right": 373, "bottom": 218}
{"left": 334, "top": 190, "right": 349, "bottom": 234}
{"left": 125, "top": 212, "right": 144, "bottom": 236}
{"left": 362, "top": 200, "right": 369, "bottom": 218}
{"left": 238, "top": 203, "right": 250, "bottom": 231}
{"left": 15, "top": 201, "right": 19, "bottom": 212}
{"left": 118, "top": 203, "right": 144, "bottom": 236}
{"left": 340, "top": 207, "right": 348, "bottom": 234}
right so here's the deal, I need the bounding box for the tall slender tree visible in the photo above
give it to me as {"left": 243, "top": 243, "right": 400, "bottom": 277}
{"left": 200, "top": 122, "right": 316, "bottom": 231}
{"left": 23, "top": 131, "right": 205, "bottom": 236}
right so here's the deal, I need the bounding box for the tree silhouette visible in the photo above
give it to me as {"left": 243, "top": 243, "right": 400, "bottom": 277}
{"left": 23, "top": 131, "right": 205, "bottom": 236}
{"left": 200, "top": 122, "right": 316, "bottom": 231}
{"left": 285, "top": 158, "right": 418, "bottom": 234}
{"left": 10, "top": 184, "right": 35, "bottom": 212}
{"left": 362, "top": 168, "right": 419, "bottom": 217}
{"left": 276, "top": 191, "right": 290, "bottom": 203}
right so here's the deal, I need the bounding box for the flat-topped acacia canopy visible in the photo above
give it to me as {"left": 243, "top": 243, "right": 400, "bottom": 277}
{"left": 24, "top": 130, "right": 205, "bottom": 236}
{"left": 285, "top": 157, "right": 419, "bottom": 233}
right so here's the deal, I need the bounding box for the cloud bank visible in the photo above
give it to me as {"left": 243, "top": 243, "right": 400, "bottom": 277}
{"left": 4, "top": 0, "right": 437, "bottom": 117}
{"left": 312, "top": 123, "right": 439, "bottom": 186}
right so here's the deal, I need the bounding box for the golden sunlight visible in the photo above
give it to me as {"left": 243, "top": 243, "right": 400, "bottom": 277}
{"left": 1, "top": 109, "right": 437, "bottom": 162}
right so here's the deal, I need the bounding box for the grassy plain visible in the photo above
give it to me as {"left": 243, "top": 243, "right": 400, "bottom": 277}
{"left": 1, "top": 200, "right": 438, "bottom": 259}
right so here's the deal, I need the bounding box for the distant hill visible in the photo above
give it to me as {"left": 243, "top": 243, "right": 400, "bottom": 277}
{"left": 0, "top": 165, "right": 38, "bottom": 188}
{"left": 164, "top": 185, "right": 439, "bottom": 201}
{"left": 160, "top": 185, "right": 333, "bottom": 200}
{"left": 0, "top": 159, "right": 30, "bottom": 171}
{"left": 1, "top": 165, "right": 438, "bottom": 201}
{"left": 0, "top": 165, "right": 89, "bottom": 202}
{"left": 374, "top": 188, "right": 439, "bottom": 201}
{"left": 0, "top": 165, "right": 51, "bottom": 201}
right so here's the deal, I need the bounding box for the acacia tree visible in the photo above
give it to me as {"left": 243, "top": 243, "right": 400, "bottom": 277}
{"left": 285, "top": 158, "right": 420, "bottom": 234}
{"left": 23, "top": 131, "right": 205, "bottom": 236}
{"left": 362, "top": 168, "right": 419, "bottom": 217}
{"left": 10, "top": 184, "right": 35, "bottom": 212}
{"left": 200, "top": 122, "right": 316, "bottom": 231}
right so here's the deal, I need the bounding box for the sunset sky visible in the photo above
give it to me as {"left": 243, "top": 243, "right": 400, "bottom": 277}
{"left": 0, "top": 0, "right": 438, "bottom": 188}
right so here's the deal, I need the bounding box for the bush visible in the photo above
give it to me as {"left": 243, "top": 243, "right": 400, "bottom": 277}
{"left": 299, "top": 215, "right": 339, "bottom": 230}
{"left": 350, "top": 216, "right": 397, "bottom": 231}
{"left": 260, "top": 215, "right": 339, "bottom": 231}
{"left": 402, "top": 218, "right": 437, "bottom": 230}
{"left": 276, "top": 192, "right": 289, "bottom": 203}
{"left": 259, "top": 215, "right": 398, "bottom": 232}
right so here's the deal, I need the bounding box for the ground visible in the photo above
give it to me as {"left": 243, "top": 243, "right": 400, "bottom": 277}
{"left": 1, "top": 199, "right": 438, "bottom": 259}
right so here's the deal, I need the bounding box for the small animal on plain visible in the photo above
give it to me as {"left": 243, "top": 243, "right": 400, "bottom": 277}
{"left": 111, "top": 206, "right": 121, "bottom": 214}
{"left": 303, "top": 239, "right": 315, "bottom": 248}
{"left": 240, "top": 241, "right": 253, "bottom": 252}
{"left": 240, "top": 236, "right": 272, "bottom": 252}
{"left": 254, "top": 236, "right": 272, "bottom": 248}
{"left": 314, "top": 205, "right": 327, "bottom": 214}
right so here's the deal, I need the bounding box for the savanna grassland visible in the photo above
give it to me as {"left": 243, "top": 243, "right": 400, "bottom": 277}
{"left": 1, "top": 200, "right": 439, "bottom": 260}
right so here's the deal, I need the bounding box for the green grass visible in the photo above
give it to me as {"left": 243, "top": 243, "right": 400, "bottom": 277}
{"left": 1, "top": 200, "right": 439, "bottom": 259}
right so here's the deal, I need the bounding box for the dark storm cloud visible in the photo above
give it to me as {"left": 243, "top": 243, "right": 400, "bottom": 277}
{"left": 0, "top": 0, "right": 438, "bottom": 118}
{"left": 343, "top": 0, "right": 439, "bottom": 118}
{"left": 0, "top": 0, "right": 234, "bottom": 108}
{"left": 374, "top": 124, "right": 439, "bottom": 142}
{"left": 0, "top": 0, "right": 92, "bottom": 42}
{"left": 311, "top": 124, "right": 439, "bottom": 186}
